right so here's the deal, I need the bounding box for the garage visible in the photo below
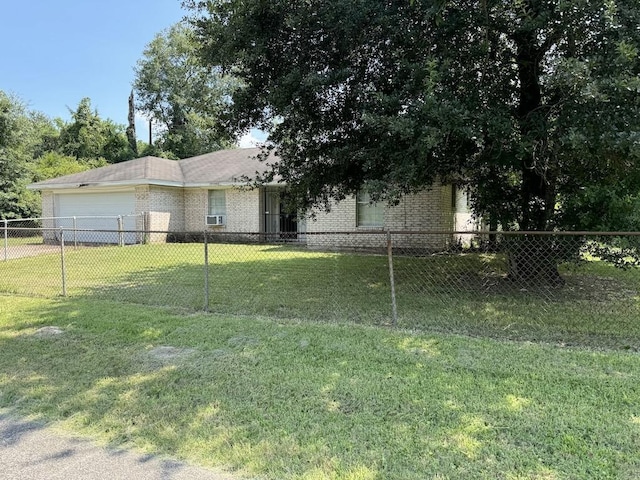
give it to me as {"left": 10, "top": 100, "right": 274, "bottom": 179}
{"left": 54, "top": 190, "right": 139, "bottom": 244}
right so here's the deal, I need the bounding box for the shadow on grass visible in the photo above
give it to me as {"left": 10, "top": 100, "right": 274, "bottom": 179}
{"left": 78, "top": 252, "right": 394, "bottom": 325}
{"left": 1, "top": 242, "right": 638, "bottom": 349}
{"left": 1, "top": 297, "right": 639, "bottom": 479}
{"left": 63, "top": 248, "right": 640, "bottom": 350}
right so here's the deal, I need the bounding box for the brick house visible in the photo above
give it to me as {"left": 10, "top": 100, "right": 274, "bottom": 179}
{"left": 28, "top": 148, "right": 473, "bottom": 249}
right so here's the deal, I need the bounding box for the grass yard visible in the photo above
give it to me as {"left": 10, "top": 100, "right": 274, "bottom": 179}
{"left": 0, "top": 242, "right": 639, "bottom": 349}
{"left": 0, "top": 295, "right": 639, "bottom": 479}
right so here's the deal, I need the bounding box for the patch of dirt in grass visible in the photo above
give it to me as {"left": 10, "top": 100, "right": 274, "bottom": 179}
{"left": 33, "top": 326, "right": 64, "bottom": 337}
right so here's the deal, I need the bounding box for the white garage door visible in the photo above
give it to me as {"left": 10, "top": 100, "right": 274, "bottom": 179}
{"left": 55, "top": 191, "right": 138, "bottom": 244}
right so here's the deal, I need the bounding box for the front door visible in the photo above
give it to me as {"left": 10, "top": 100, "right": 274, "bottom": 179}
{"left": 263, "top": 187, "right": 298, "bottom": 241}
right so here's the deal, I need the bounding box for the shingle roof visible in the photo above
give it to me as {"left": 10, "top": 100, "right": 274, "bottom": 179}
{"left": 28, "top": 148, "right": 278, "bottom": 190}
{"left": 180, "top": 148, "right": 275, "bottom": 184}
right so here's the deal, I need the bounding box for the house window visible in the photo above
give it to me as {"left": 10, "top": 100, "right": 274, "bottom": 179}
{"left": 208, "top": 190, "right": 227, "bottom": 217}
{"left": 356, "top": 191, "right": 384, "bottom": 227}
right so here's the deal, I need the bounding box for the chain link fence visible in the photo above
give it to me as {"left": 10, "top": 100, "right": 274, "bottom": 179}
{"left": 1, "top": 226, "right": 639, "bottom": 343}
{"left": 2, "top": 215, "right": 144, "bottom": 251}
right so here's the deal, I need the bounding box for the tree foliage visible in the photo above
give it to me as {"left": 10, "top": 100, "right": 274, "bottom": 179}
{"left": 58, "top": 98, "right": 135, "bottom": 163}
{"left": 187, "top": 0, "right": 640, "bottom": 235}
{"left": 133, "top": 22, "right": 238, "bottom": 158}
{"left": 126, "top": 91, "right": 138, "bottom": 156}
{"left": 31, "top": 152, "right": 106, "bottom": 183}
{"left": 0, "top": 92, "right": 134, "bottom": 219}
{"left": 0, "top": 92, "right": 50, "bottom": 219}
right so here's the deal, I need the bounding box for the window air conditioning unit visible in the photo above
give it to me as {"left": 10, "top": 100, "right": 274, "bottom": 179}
{"left": 206, "top": 215, "right": 225, "bottom": 226}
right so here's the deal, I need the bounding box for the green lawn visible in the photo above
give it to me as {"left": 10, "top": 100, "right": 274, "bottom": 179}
{"left": 0, "top": 242, "right": 639, "bottom": 478}
{"left": 0, "top": 242, "right": 638, "bottom": 349}
{"left": 0, "top": 296, "right": 638, "bottom": 479}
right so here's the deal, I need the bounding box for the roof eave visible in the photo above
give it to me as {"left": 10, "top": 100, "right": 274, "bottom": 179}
{"left": 185, "top": 180, "right": 283, "bottom": 188}
{"left": 28, "top": 179, "right": 185, "bottom": 191}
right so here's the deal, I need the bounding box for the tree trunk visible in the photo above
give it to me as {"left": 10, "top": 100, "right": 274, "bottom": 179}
{"left": 509, "top": 9, "right": 564, "bottom": 287}
{"left": 507, "top": 236, "right": 565, "bottom": 287}
{"left": 488, "top": 215, "right": 498, "bottom": 251}
{"left": 126, "top": 91, "right": 138, "bottom": 155}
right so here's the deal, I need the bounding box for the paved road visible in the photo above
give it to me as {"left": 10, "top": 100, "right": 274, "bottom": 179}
{"left": 0, "top": 410, "right": 239, "bottom": 480}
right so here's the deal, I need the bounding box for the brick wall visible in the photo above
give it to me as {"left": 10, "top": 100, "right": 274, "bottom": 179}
{"left": 306, "top": 185, "right": 455, "bottom": 250}
{"left": 41, "top": 191, "right": 56, "bottom": 243}
{"left": 184, "top": 188, "right": 207, "bottom": 232}
{"left": 183, "top": 187, "right": 261, "bottom": 242}
{"left": 136, "top": 186, "right": 185, "bottom": 243}
{"left": 149, "top": 186, "right": 185, "bottom": 232}
{"left": 135, "top": 186, "right": 150, "bottom": 235}
{"left": 40, "top": 183, "right": 462, "bottom": 249}
{"left": 136, "top": 186, "right": 262, "bottom": 241}
{"left": 226, "top": 188, "right": 261, "bottom": 232}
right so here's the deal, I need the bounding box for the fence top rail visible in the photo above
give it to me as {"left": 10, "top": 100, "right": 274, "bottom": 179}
{"left": 4, "top": 227, "right": 640, "bottom": 237}
{"left": 388, "top": 230, "right": 640, "bottom": 237}
{"left": 6, "top": 227, "right": 142, "bottom": 233}
{"left": 201, "top": 230, "right": 640, "bottom": 237}
{"left": 3, "top": 215, "right": 142, "bottom": 224}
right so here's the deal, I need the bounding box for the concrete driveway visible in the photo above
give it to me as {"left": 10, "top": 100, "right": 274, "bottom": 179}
{"left": 0, "top": 410, "right": 240, "bottom": 480}
{"left": 2, "top": 244, "right": 61, "bottom": 260}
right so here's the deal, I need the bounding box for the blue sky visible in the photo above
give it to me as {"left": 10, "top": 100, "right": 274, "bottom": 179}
{"left": 0, "top": 1, "right": 263, "bottom": 146}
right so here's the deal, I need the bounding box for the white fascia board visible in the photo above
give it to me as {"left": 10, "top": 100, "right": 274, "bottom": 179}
{"left": 186, "top": 182, "right": 251, "bottom": 188}
{"left": 28, "top": 179, "right": 185, "bottom": 191}
{"left": 186, "top": 180, "right": 283, "bottom": 188}
{"left": 47, "top": 185, "right": 137, "bottom": 195}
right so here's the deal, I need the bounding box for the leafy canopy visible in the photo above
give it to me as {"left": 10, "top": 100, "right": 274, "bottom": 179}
{"left": 187, "top": 0, "right": 640, "bottom": 232}
{"left": 0, "top": 92, "right": 131, "bottom": 219}
{"left": 0, "top": 92, "right": 51, "bottom": 219}
{"left": 133, "top": 21, "right": 239, "bottom": 158}
{"left": 31, "top": 152, "right": 106, "bottom": 183}
{"left": 59, "top": 98, "right": 135, "bottom": 164}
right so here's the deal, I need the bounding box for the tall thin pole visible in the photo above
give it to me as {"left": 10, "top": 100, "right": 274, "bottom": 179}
{"left": 118, "top": 216, "right": 124, "bottom": 247}
{"left": 60, "top": 228, "right": 67, "bottom": 297}
{"left": 387, "top": 230, "right": 398, "bottom": 326}
{"left": 204, "top": 230, "right": 210, "bottom": 312}
{"left": 73, "top": 216, "right": 78, "bottom": 249}
{"left": 3, "top": 220, "right": 7, "bottom": 262}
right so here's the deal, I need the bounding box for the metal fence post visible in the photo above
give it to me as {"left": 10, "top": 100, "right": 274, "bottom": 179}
{"left": 387, "top": 230, "right": 398, "bottom": 326}
{"left": 118, "top": 216, "right": 124, "bottom": 247}
{"left": 3, "top": 219, "right": 7, "bottom": 262}
{"left": 204, "top": 230, "right": 210, "bottom": 312}
{"left": 141, "top": 212, "right": 147, "bottom": 245}
{"left": 73, "top": 216, "right": 78, "bottom": 249}
{"left": 60, "top": 228, "right": 67, "bottom": 297}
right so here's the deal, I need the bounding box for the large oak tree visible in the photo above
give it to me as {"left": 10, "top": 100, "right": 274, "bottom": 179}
{"left": 187, "top": 0, "right": 640, "bottom": 280}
